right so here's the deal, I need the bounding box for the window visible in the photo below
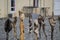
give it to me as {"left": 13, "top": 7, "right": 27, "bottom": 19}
{"left": 11, "top": 0, "right": 15, "bottom": 11}
{"left": 11, "top": 7, "right": 15, "bottom": 11}
{"left": 11, "top": 0, "right": 15, "bottom": 7}
{"left": 33, "top": 0, "right": 38, "bottom": 7}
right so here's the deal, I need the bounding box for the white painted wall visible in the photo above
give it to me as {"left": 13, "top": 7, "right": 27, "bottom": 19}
{"left": 0, "top": 0, "right": 8, "bottom": 18}
{"left": 0, "top": 0, "right": 4, "bottom": 18}
{"left": 0, "top": 0, "right": 54, "bottom": 18}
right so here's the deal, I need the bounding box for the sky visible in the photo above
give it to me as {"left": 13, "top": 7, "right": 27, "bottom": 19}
{"left": 54, "top": 0, "right": 60, "bottom": 15}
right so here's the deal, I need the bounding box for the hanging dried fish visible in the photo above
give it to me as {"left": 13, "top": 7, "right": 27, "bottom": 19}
{"left": 4, "top": 18, "right": 13, "bottom": 40}
{"left": 48, "top": 16, "right": 56, "bottom": 40}
{"left": 29, "top": 15, "right": 33, "bottom": 33}
{"left": 19, "top": 11, "right": 25, "bottom": 40}
{"left": 38, "top": 15, "right": 47, "bottom": 40}
{"left": 34, "top": 19, "right": 39, "bottom": 40}
{"left": 12, "top": 16, "right": 18, "bottom": 40}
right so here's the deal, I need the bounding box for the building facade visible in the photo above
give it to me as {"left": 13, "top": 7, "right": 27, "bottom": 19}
{"left": 0, "top": 0, "right": 53, "bottom": 18}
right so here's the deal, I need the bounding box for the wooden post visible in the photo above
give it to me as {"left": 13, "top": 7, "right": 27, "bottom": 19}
{"left": 19, "top": 11, "right": 25, "bottom": 40}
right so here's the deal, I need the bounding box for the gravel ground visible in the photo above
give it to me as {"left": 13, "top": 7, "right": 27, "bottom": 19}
{"left": 0, "top": 17, "right": 60, "bottom": 40}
